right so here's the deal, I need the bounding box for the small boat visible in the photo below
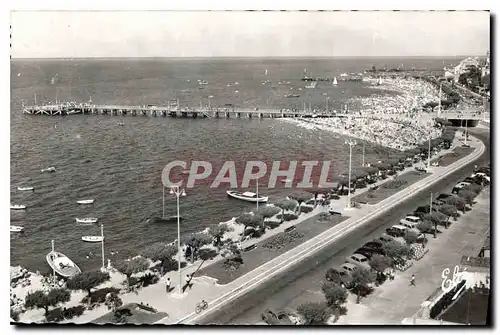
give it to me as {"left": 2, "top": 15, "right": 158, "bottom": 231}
{"left": 77, "top": 199, "right": 94, "bottom": 205}
{"left": 226, "top": 190, "right": 268, "bottom": 203}
{"left": 82, "top": 236, "right": 104, "bottom": 243}
{"left": 41, "top": 167, "right": 56, "bottom": 173}
{"left": 46, "top": 251, "right": 81, "bottom": 278}
{"left": 154, "top": 215, "right": 184, "bottom": 223}
{"left": 285, "top": 94, "right": 300, "bottom": 98}
{"left": 75, "top": 217, "right": 98, "bottom": 224}
{"left": 377, "top": 77, "right": 383, "bottom": 85}
{"left": 117, "top": 122, "right": 125, "bottom": 126}
{"left": 17, "top": 186, "right": 34, "bottom": 191}
{"left": 305, "top": 81, "right": 317, "bottom": 89}
{"left": 332, "top": 77, "right": 338, "bottom": 86}
{"left": 10, "top": 226, "right": 24, "bottom": 233}
{"left": 10, "top": 204, "right": 26, "bottom": 210}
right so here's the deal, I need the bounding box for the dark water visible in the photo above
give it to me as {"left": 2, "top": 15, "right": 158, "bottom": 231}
{"left": 10, "top": 57, "right": 457, "bottom": 272}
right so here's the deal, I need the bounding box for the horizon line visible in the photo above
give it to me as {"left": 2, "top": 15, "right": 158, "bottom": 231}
{"left": 11, "top": 55, "right": 485, "bottom": 61}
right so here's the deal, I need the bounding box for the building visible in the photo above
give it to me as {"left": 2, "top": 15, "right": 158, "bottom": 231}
{"left": 452, "top": 57, "right": 480, "bottom": 83}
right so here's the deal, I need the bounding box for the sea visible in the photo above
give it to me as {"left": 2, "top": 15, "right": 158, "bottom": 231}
{"left": 10, "top": 57, "right": 462, "bottom": 272}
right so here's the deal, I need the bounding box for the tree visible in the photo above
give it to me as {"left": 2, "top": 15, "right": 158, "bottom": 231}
{"left": 66, "top": 271, "right": 110, "bottom": 298}
{"left": 321, "top": 281, "right": 348, "bottom": 309}
{"left": 235, "top": 213, "right": 263, "bottom": 231}
{"left": 25, "top": 288, "right": 71, "bottom": 316}
{"left": 369, "top": 254, "right": 392, "bottom": 275}
{"left": 417, "top": 220, "right": 433, "bottom": 242}
{"left": 350, "top": 268, "right": 376, "bottom": 303}
{"left": 325, "top": 268, "right": 343, "bottom": 285}
{"left": 297, "top": 302, "right": 332, "bottom": 325}
{"left": 458, "top": 190, "right": 476, "bottom": 206}
{"left": 142, "top": 243, "right": 177, "bottom": 263}
{"left": 382, "top": 241, "right": 413, "bottom": 266}
{"left": 274, "top": 199, "right": 298, "bottom": 220}
{"left": 10, "top": 309, "right": 20, "bottom": 322}
{"left": 445, "top": 196, "right": 467, "bottom": 213}
{"left": 113, "top": 308, "right": 132, "bottom": 324}
{"left": 255, "top": 206, "right": 281, "bottom": 222}
{"left": 180, "top": 232, "right": 214, "bottom": 263}
{"left": 438, "top": 204, "right": 458, "bottom": 228}
{"left": 208, "top": 223, "right": 232, "bottom": 249}
{"left": 105, "top": 292, "right": 123, "bottom": 311}
{"left": 404, "top": 230, "right": 419, "bottom": 245}
{"left": 114, "top": 257, "right": 150, "bottom": 287}
{"left": 423, "top": 211, "right": 447, "bottom": 237}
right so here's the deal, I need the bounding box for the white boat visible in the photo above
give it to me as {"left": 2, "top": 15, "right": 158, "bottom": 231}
{"left": 332, "top": 77, "right": 338, "bottom": 86}
{"left": 10, "top": 226, "right": 24, "bottom": 233}
{"left": 226, "top": 190, "right": 268, "bottom": 203}
{"left": 17, "top": 186, "right": 34, "bottom": 191}
{"left": 10, "top": 204, "right": 26, "bottom": 210}
{"left": 377, "top": 77, "right": 383, "bottom": 85}
{"left": 82, "top": 236, "right": 104, "bottom": 243}
{"left": 305, "top": 81, "right": 317, "bottom": 89}
{"left": 46, "top": 251, "right": 81, "bottom": 278}
{"left": 41, "top": 167, "right": 56, "bottom": 173}
{"left": 75, "top": 217, "right": 98, "bottom": 224}
{"left": 77, "top": 199, "right": 94, "bottom": 204}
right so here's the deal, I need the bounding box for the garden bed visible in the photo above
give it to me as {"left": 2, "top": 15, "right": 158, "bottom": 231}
{"left": 352, "top": 171, "right": 431, "bottom": 205}
{"left": 196, "top": 214, "right": 347, "bottom": 285}
{"left": 91, "top": 303, "right": 168, "bottom": 324}
{"left": 438, "top": 146, "right": 475, "bottom": 167}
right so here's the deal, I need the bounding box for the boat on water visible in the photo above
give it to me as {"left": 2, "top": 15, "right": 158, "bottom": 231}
{"left": 77, "top": 199, "right": 94, "bottom": 205}
{"left": 285, "top": 94, "right": 300, "bottom": 98}
{"left": 305, "top": 81, "right": 317, "bottom": 89}
{"left": 332, "top": 77, "right": 338, "bottom": 86}
{"left": 154, "top": 215, "right": 184, "bottom": 223}
{"left": 17, "top": 186, "right": 34, "bottom": 191}
{"left": 82, "top": 236, "right": 104, "bottom": 243}
{"left": 46, "top": 251, "right": 81, "bottom": 278}
{"left": 41, "top": 167, "right": 56, "bottom": 173}
{"left": 10, "top": 226, "right": 24, "bottom": 233}
{"left": 75, "top": 217, "right": 98, "bottom": 224}
{"left": 377, "top": 77, "right": 383, "bottom": 85}
{"left": 10, "top": 204, "right": 26, "bottom": 210}
{"left": 226, "top": 190, "right": 268, "bottom": 203}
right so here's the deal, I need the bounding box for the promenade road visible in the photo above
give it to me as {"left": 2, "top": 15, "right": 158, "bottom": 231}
{"left": 197, "top": 127, "right": 490, "bottom": 325}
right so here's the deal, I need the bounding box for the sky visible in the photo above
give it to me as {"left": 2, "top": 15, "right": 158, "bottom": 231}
{"left": 10, "top": 11, "right": 490, "bottom": 58}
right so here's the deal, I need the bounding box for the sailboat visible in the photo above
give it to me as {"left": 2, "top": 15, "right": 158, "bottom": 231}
{"left": 332, "top": 77, "right": 338, "bottom": 86}
{"left": 377, "top": 77, "right": 383, "bottom": 85}
{"left": 154, "top": 187, "right": 183, "bottom": 223}
{"left": 265, "top": 69, "right": 268, "bottom": 76}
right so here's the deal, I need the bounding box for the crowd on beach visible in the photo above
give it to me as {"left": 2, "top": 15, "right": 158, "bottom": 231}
{"left": 287, "top": 77, "right": 446, "bottom": 151}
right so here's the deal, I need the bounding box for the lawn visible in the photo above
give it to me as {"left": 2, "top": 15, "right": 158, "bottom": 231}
{"left": 196, "top": 214, "right": 347, "bottom": 285}
{"left": 90, "top": 303, "right": 169, "bottom": 324}
{"left": 353, "top": 171, "right": 431, "bottom": 205}
{"left": 438, "top": 147, "right": 475, "bottom": 167}
{"left": 439, "top": 288, "right": 490, "bottom": 325}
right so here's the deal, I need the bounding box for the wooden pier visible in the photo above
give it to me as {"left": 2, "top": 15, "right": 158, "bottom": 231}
{"left": 22, "top": 102, "right": 351, "bottom": 119}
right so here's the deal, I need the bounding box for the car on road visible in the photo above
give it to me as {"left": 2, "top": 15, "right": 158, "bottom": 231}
{"left": 452, "top": 182, "right": 470, "bottom": 194}
{"left": 346, "top": 253, "right": 371, "bottom": 269}
{"left": 400, "top": 216, "right": 421, "bottom": 230}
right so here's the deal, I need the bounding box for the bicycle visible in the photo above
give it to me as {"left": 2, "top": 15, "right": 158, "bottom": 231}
{"left": 195, "top": 300, "right": 208, "bottom": 314}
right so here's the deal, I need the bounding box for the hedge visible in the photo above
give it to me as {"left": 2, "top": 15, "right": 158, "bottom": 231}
{"left": 430, "top": 279, "right": 466, "bottom": 319}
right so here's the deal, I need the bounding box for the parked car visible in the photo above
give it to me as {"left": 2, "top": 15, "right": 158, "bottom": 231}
{"left": 261, "top": 309, "right": 294, "bottom": 325}
{"left": 377, "top": 234, "right": 395, "bottom": 244}
{"left": 354, "top": 247, "right": 379, "bottom": 259}
{"left": 341, "top": 262, "right": 358, "bottom": 275}
{"left": 463, "top": 177, "right": 474, "bottom": 183}
{"left": 400, "top": 216, "right": 421, "bottom": 230}
{"left": 363, "top": 241, "right": 384, "bottom": 251}
{"left": 346, "top": 253, "right": 371, "bottom": 269}
{"left": 452, "top": 182, "right": 470, "bottom": 194}
{"left": 326, "top": 267, "right": 353, "bottom": 288}
{"left": 386, "top": 225, "right": 407, "bottom": 238}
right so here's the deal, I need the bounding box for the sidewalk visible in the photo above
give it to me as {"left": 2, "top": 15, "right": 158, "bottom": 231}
{"left": 335, "top": 187, "right": 490, "bottom": 325}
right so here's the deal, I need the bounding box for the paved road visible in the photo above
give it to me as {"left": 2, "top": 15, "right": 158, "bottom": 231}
{"left": 200, "top": 128, "right": 490, "bottom": 325}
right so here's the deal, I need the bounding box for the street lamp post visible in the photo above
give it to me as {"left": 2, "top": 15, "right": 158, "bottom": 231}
{"left": 345, "top": 140, "right": 357, "bottom": 208}
{"left": 170, "top": 185, "right": 187, "bottom": 295}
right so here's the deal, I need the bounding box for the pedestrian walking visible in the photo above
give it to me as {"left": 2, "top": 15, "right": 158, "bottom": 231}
{"left": 410, "top": 274, "right": 416, "bottom": 286}
{"left": 165, "top": 277, "right": 171, "bottom": 293}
